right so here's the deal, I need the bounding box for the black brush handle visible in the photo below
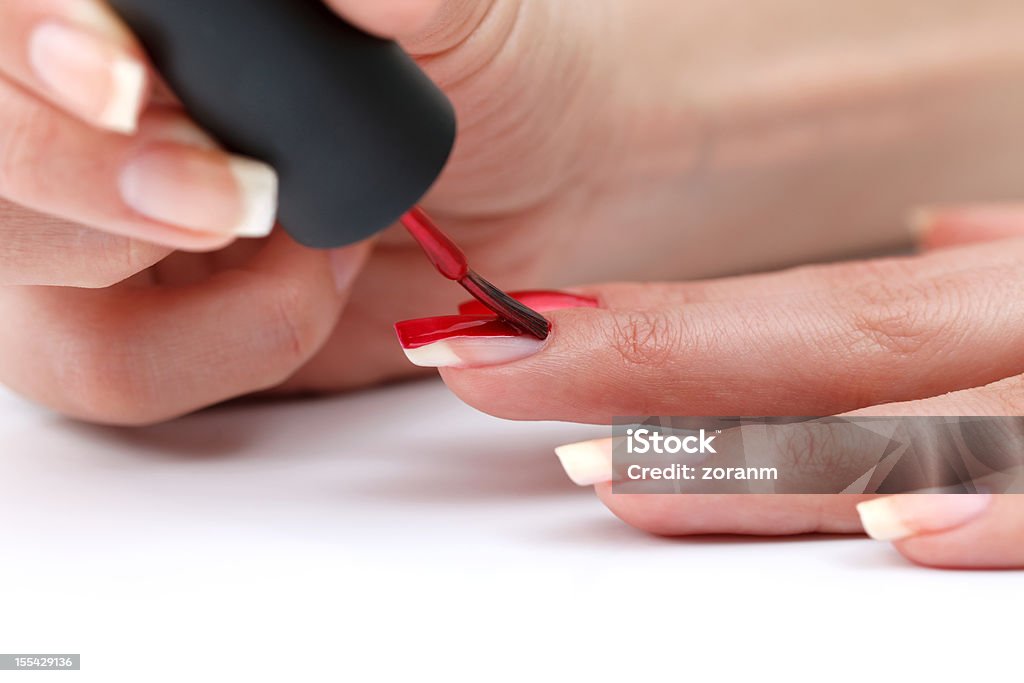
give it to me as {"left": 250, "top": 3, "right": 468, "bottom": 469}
{"left": 108, "top": 0, "right": 457, "bottom": 248}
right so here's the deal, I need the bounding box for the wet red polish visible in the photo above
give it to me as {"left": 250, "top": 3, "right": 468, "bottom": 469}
{"left": 458, "top": 291, "right": 600, "bottom": 316}
{"left": 395, "top": 315, "right": 528, "bottom": 350}
{"left": 400, "top": 207, "right": 551, "bottom": 339}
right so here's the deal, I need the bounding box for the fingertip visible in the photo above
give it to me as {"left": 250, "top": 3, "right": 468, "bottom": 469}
{"left": 593, "top": 488, "right": 691, "bottom": 537}
{"left": 908, "top": 208, "right": 936, "bottom": 249}
{"left": 555, "top": 439, "right": 613, "bottom": 487}
{"left": 859, "top": 494, "right": 1019, "bottom": 569}
{"left": 28, "top": 21, "right": 150, "bottom": 134}
{"left": 437, "top": 364, "right": 535, "bottom": 417}
{"left": 118, "top": 143, "right": 279, "bottom": 241}
{"left": 69, "top": 0, "right": 140, "bottom": 44}
{"left": 910, "top": 205, "right": 1024, "bottom": 251}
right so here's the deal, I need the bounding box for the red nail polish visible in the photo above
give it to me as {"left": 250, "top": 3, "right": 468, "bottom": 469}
{"left": 458, "top": 291, "right": 599, "bottom": 316}
{"left": 401, "top": 208, "right": 550, "bottom": 339}
{"left": 395, "top": 315, "right": 530, "bottom": 350}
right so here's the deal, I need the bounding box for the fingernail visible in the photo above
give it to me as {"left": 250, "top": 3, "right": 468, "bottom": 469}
{"left": 395, "top": 315, "right": 546, "bottom": 368}
{"left": 555, "top": 439, "right": 614, "bottom": 486}
{"left": 458, "top": 291, "right": 600, "bottom": 316}
{"left": 29, "top": 22, "right": 147, "bottom": 134}
{"left": 329, "top": 243, "right": 371, "bottom": 293}
{"left": 908, "top": 207, "right": 936, "bottom": 244}
{"left": 119, "top": 144, "right": 278, "bottom": 238}
{"left": 857, "top": 494, "right": 993, "bottom": 541}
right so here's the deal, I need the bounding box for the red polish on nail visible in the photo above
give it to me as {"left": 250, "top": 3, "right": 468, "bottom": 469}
{"left": 395, "top": 315, "right": 529, "bottom": 350}
{"left": 400, "top": 207, "right": 551, "bottom": 339}
{"left": 458, "top": 291, "right": 599, "bottom": 316}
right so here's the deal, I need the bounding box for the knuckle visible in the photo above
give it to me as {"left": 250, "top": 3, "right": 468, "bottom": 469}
{"left": 604, "top": 309, "right": 683, "bottom": 368}
{"left": 771, "top": 423, "right": 863, "bottom": 491}
{"left": 262, "top": 280, "right": 330, "bottom": 379}
{"left": 844, "top": 276, "right": 958, "bottom": 358}
{"left": 775, "top": 426, "right": 831, "bottom": 475}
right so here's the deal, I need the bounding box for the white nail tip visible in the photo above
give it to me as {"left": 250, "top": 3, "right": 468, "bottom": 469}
{"left": 71, "top": 2, "right": 128, "bottom": 34}
{"left": 228, "top": 159, "right": 279, "bottom": 238}
{"left": 856, "top": 500, "right": 913, "bottom": 541}
{"left": 402, "top": 342, "right": 464, "bottom": 368}
{"left": 98, "top": 58, "right": 146, "bottom": 134}
{"left": 555, "top": 440, "right": 614, "bottom": 487}
{"left": 402, "top": 337, "right": 545, "bottom": 368}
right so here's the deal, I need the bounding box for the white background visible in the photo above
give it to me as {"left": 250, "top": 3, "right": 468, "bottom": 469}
{"left": 0, "top": 380, "right": 1018, "bottom": 682}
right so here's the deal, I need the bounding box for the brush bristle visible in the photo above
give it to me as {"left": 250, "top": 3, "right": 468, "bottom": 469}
{"left": 462, "top": 271, "right": 551, "bottom": 340}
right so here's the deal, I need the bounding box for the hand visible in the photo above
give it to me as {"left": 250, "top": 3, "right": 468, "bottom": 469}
{"left": 0, "top": 0, "right": 626, "bottom": 423}
{"left": 426, "top": 205, "right": 1024, "bottom": 569}
{"left": 5, "top": 0, "right": 1024, "bottom": 424}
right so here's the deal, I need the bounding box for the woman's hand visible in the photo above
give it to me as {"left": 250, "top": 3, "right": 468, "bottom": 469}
{"left": 0, "top": 0, "right": 621, "bottom": 423}
{"left": 426, "top": 206, "right": 1024, "bottom": 569}
{"left": 4, "top": 0, "right": 1024, "bottom": 425}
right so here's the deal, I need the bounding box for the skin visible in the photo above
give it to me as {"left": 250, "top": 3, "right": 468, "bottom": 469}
{"left": 2, "top": 0, "right": 1024, "bottom": 567}
{"left": 440, "top": 212, "right": 1024, "bottom": 569}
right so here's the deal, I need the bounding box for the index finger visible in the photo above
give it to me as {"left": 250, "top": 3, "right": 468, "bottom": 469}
{"left": 438, "top": 239, "right": 1024, "bottom": 422}
{"left": 0, "top": 0, "right": 150, "bottom": 133}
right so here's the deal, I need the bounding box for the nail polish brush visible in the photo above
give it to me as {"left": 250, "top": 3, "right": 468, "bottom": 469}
{"left": 108, "top": 0, "right": 550, "bottom": 339}
{"left": 399, "top": 208, "right": 550, "bottom": 339}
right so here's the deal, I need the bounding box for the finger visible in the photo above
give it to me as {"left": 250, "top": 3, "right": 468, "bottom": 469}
{"left": 561, "top": 373, "right": 1024, "bottom": 542}
{"left": 0, "top": 0, "right": 149, "bottom": 133}
{"left": 600, "top": 490, "right": 871, "bottom": 536}
{"left": 859, "top": 494, "right": 1024, "bottom": 569}
{"left": 0, "top": 198, "right": 169, "bottom": 287}
{"left": 469, "top": 233, "right": 1024, "bottom": 312}
{"left": 856, "top": 376, "right": 1024, "bottom": 568}
{"left": 582, "top": 237, "right": 1024, "bottom": 309}
{"left": 553, "top": 437, "right": 871, "bottom": 536}
{"left": 436, "top": 239, "right": 1024, "bottom": 422}
{"left": 914, "top": 204, "right": 1024, "bottom": 251}
{"left": 0, "top": 85, "right": 278, "bottom": 251}
{"left": 0, "top": 232, "right": 372, "bottom": 425}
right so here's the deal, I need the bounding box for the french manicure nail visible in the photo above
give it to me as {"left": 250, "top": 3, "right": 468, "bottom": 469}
{"left": 856, "top": 494, "right": 993, "bottom": 541}
{"left": 395, "top": 315, "right": 546, "bottom": 368}
{"left": 119, "top": 144, "right": 279, "bottom": 238}
{"left": 458, "top": 291, "right": 600, "bottom": 316}
{"left": 555, "top": 439, "right": 614, "bottom": 486}
{"left": 30, "top": 22, "right": 147, "bottom": 134}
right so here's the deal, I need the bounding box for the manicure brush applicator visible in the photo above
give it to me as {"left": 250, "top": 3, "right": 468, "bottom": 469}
{"left": 108, "top": 0, "right": 550, "bottom": 339}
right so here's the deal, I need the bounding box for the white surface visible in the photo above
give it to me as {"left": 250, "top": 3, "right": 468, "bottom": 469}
{"left": 0, "top": 380, "right": 1018, "bottom": 682}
